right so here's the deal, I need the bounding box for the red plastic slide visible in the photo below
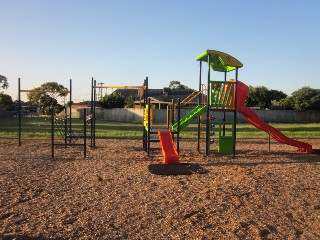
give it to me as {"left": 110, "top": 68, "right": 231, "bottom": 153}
{"left": 158, "top": 130, "right": 179, "bottom": 164}
{"left": 235, "top": 80, "right": 312, "bottom": 153}
{"left": 239, "top": 106, "right": 312, "bottom": 153}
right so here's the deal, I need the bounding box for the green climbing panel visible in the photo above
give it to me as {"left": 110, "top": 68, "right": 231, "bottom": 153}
{"left": 210, "top": 121, "right": 235, "bottom": 154}
{"left": 210, "top": 81, "right": 235, "bottom": 108}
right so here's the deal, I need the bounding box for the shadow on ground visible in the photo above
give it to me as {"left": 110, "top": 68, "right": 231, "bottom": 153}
{"left": 148, "top": 163, "right": 209, "bottom": 175}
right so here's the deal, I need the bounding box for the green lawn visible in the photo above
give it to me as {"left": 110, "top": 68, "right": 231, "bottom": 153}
{"left": 0, "top": 117, "right": 319, "bottom": 139}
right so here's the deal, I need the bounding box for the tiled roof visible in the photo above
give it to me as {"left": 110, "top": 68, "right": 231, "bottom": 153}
{"left": 113, "top": 88, "right": 198, "bottom": 103}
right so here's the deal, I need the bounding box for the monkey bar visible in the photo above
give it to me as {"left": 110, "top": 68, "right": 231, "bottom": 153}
{"left": 18, "top": 78, "right": 72, "bottom": 146}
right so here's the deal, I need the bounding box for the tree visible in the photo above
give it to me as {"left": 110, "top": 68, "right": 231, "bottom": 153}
{"left": 291, "top": 87, "right": 320, "bottom": 111}
{"left": 245, "top": 86, "right": 269, "bottom": 109}
{"left": 0, "top": 93, "right": 13, "bottom": 111}
{"left": 270, "top": 97, "right": 294, "bottom": 110}
{"left": 169, "top": 80, "right": 189, "bottom": 90}
{"left": 126, "top": 95, "right": 135, "bottom": 108}
{"left": 27, "top": 82, "right": 68, "bottom": 114}
{"left": 0, "top": 75, "right": 9, "bottom": 90}
{"left": 268, "top": 89, "right": 287, "bottom": 102}
{"left": 99, "top": 93, "right": 126, "bottom": 109}
{"left": 246, "top": 86, "right": 287, "bottom": 109}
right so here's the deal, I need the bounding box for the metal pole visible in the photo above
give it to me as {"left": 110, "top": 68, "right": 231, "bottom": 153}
{"left": 93, "top": 80, "right": 97, "bottom": 147}
{"left": 233, "top": 68, "right": 239, "bottom": 156}
{"left": 143, "top": 77, "right": 148, "bottom": 152}
{"left": 171, "top": 99, "right": 175, "bottom": 128}
{"left": 91, "top": 77, "right": 94, "bottom": 147}
{"left": 268, "top": 134, "right": 271, "bottom": 153}
{"left": 18, "top": 78, "right": 22, "bottom": 146}
{"left": 64, "top": 108, "right": 67, "bottom": 147}
{"left": 69, "top": 79, "right": 72, "bottom": 137}
{"left": 51, "top": 107, "right": 54, "bottom": 159}
{"left": 147, "top": 98, "right": 151, "bottom": 156}
{"left": 206, "top": 54, "right": 211, "bottom": 155}
{"left": 177, "top": 98, "right": 180, "bottom": 155}
{"left": 84, "top": 108, "right": 87, "bottom": 158}
{"left": 197, "top": 61, "right": 202, "bottom": 153}
{"left": 166, "top": 106, "right": 170, "bottom": 130}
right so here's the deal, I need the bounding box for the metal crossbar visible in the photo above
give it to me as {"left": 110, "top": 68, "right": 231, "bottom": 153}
{"left": 51, "top": 109, "right": 92, "bottom": 159}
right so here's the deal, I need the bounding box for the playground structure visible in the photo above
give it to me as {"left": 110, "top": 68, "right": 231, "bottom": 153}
{"left": 90, "top": 77, "right": 148, "bottom": 147}
{"left": 51, "top": 108, "right": 91, "bottom": 158}
{"left": 18, "top": 78, "right": 71, "bottom": 146}
{"left": 143, "top": 49, "right": 313, "bottom": 160}
{"left": 169, "top": 50, "right": 312, "bottom": 155}
{"left": 15, "top": 49, "right": 314, "bottom": 162}
{"left": 142, "top": 95, "right": 181, "bottom": 164}
{"left": 140, "top": 49, "right": 313, "bottom": 163}
{"left": 18, "top": 78, "right": 92, "bottom": 158}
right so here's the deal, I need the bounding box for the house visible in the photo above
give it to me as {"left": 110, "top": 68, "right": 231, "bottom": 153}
{"left": 113, "top": 88, "right": 200, "bottom": 109}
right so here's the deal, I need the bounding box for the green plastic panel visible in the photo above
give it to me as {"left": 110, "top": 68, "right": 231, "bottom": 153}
{"left": 195, "top": 50, "right": 243, "bottom": 72}
{"left": 172, "top": 105, "right": 207, "bottom": 132}
{"left": 210, "top": 81, "right": 235, "bottom": 108}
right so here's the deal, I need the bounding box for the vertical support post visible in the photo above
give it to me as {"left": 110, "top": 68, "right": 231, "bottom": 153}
{"left": 145, "top": 77, "right": 149, "bottom": 101}
{"left": 93, "top": 80, "right": 97, "bottom": 147}
{"left": 233, "top": 68, "right": 239, "bottom": 156}
{"left": 143, "top": 77, "right": 148, "bottom": 152}
{"left": 268, "top": 134, "right": 271, "bottom": 153}
{"left": 197, "top": 61, "right": 202, "bottom": 153}
{"left": 51, "top": 107, "right": 54, "bottom": 159}
{"left": 18, "top": 78, "right": 22, "bottom": 146}
{"left": 171, "top": 99, "right": 175, "bottom": 128}
{"left": 69, "top": 79, "right": 72, "bottom": 137}
{"left": 90, "top": 77, "right": 94, "bottom": 147}
{"left": 147, "top": 98, "right": 151, "bottom": 156}
{"left": 84, "top": 108, "right": 87, "bottom": 158}
{"left": 177, "top": 98, "right": 180, "bottom": 155}
{"left": 166, "top": 106, "right": 170, "bottom": 130}
{"left": 205, "top": 54, "right": 211, "bottom": 156}
{"left": 64, "top": 108, "right": 67, "bottom": 147}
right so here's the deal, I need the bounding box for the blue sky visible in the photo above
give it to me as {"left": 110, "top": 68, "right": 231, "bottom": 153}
{"left": 1, "top": 0, "right": 319, "bottom": 102}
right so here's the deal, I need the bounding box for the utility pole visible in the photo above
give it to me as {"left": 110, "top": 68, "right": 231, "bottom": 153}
{"left": 97, "top": 82, "right": 105, "bottom": 100}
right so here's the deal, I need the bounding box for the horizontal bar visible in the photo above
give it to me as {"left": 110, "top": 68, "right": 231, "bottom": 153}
{"left": 54, "top": 143, "right": 85, "bottom": 146}
{"left": 20, "top": 90, "right": 70, "bottom": 93}
{"left": 93, "top": 85, "right": 145, "bottom": 89}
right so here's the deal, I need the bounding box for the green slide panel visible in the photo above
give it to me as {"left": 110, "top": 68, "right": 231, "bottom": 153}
{"left": 172, "top": 105, "right": 207, "bottom": 132}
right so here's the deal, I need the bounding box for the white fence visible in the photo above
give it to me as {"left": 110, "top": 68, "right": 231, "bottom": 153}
{"left": 72, "top": 107, "right": 320, "bottom": 123}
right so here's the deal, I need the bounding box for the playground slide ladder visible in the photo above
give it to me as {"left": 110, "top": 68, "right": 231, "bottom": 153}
{"left": 172, "top": 105, "right": 207, "bottom": 132}
{"left": 180, "top": 84, "right": 207, "bottom": 107}
{"left": 180, "top": 91, "right": 201, "bottom": 106}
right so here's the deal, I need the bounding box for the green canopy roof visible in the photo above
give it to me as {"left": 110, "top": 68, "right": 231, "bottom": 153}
{"left": 195, "top": 50, "right": 243, "bottom": 72}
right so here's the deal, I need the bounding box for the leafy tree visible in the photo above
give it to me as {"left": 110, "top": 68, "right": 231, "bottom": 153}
{"left": 27, "top": 82, "right": 68, "bottom": 114}
{"left": 0, "top": 75, "right": 8, "bottom": 90}
{"left": 246, "top": 86, "right": 287, "bottom": 109}
{"left": 268, "top": 89, "right": 287, "bottom": 102}
{"left": 245, "top": 86, "right": 269, "bottom": 109}
{"left": 126, "top": 95, "right": 135, "bottom": 108}
{"left": 291, "top": 87, "right": 320, "bottom": 111}
{"left": 0, "top": 93, "right": 13, "bottom": 111}
{"left": 169, "top": 80, "right": 189, "bottom": 90}
{"left": 39, "top": 95, "right": 64, "bottom": 114}
{"left": 99, "top": 93, "right": 126, "bottom": 109}
{"left": 270, "top": 97, "right": 294, "bottom": 110}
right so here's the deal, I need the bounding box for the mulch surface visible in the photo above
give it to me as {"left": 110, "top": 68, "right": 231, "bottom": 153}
{"left": 0, "top": 138, "right": 319, "bottom": 239}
